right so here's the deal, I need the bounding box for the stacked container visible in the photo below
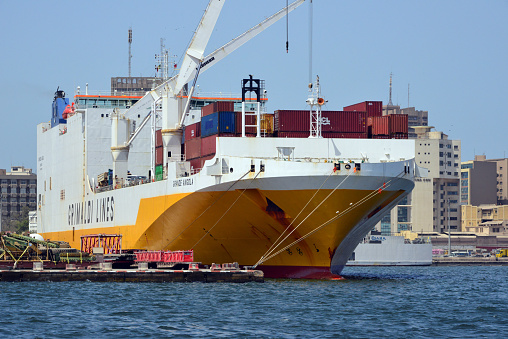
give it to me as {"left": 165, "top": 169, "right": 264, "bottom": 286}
{"left": 343, "top": 101, "right": 382, "bottom": 117}
{"left": 274, "top": 110, "right": 367, "bottom": 136}
{"left": 201, "top": 102, "right": 234, "bottom": 116}
{"left": 154, "top": 129, "right": 164, "bottom": 181}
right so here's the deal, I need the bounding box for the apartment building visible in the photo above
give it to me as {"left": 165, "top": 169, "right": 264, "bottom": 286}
{"left": 460, "top": 155, "right": 497, "bottom": 206}
{"left": 0, "top": 166, "right": 37, "bottom": 231}
{"left": 379, "top": 127, "right": 461, "bottom": 234}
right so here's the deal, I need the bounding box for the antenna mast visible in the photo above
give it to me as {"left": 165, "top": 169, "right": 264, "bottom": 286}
{"left": 408, "top": 83, "right": 410, "bottom": 107}
{"left": 155, "top": 38, "right": 169, "bottom": 81}
{"left": 128, "top": 28, "right": 132, "bottom": 77}
{"left": 388, "top": 72, "right": 393, "bottom": 106}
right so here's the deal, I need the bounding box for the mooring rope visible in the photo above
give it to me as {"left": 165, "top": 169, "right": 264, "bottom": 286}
{"left": 255, "top": 167, "right": 354, "bottom": 267}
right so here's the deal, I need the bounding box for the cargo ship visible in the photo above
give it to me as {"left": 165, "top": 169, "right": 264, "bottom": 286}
{"left": 36, "top": 0, "right": 426, "bottom": 279}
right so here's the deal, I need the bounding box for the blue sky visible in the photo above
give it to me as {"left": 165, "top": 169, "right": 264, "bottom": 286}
{"left": 1, "top": 0, "right": 507, "bottom": 172}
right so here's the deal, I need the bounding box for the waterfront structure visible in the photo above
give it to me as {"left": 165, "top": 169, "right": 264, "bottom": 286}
{"left": 460, "top": 155, "right": 497, "bottom": 206}
{"left": 379, "top": 126, "right": 461, "bottom": 235}
{"left": 461, "top": 204, "right": 508, "bottom": 235}
{"left": 0, "top": 167, "right": 37, "bottom": 231}
{"left": 382, "top": 105, "right": 428, "bottom": 139}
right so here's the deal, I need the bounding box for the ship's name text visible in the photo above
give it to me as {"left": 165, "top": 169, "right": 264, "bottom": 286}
{"left": 173, "top": 178, "right": 194, "bottom": 187}
{"left": 68, "top": 196, "right": 115, "bottom": 226}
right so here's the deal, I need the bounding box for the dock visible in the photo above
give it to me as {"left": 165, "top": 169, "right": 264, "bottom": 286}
{"left": 0, "top": 268, "right": 264, "bottom": 283}
{"left": 432, "top": 257, "right": 508, "bottom": 266}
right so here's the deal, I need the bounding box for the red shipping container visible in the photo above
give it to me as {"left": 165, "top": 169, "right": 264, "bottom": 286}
{"left": 155, "top": 129, "right": 163, "bottom": 148}
{"left": 274, "top": 110, "right": 310, "bottom": 132}
{"left": 185, "top": 122, "right": 201, "bottom": 141}
{"left": 201, "top": 135, "right": 217, "bottom": 156}
{"left": 185, "top": 138, "right": 201, "bottom": 160}
{"left": 275, "top": 110, "right": 367, "bottom": 133}
{"left": 155, "top": 146, "right": 163, "bottom": 165}
{"left": 322, "top": 111, "right": 367, "bottom": 133}
{"left": 373, "top": 135, "right": 390, "bottom": 139}
{"left": 389, "top": 114, "right": 408, "bottom": 134}
{"left": 235, "top": 112, "right": 257, "bottom": 134}
{"left": 368, "top": 116, "right": 390, "bottom": 135}
{"left": 201, "top": 101, "right": 235, "bottom": 117}
{"left": 343, "top": 101, "right": 382, "bottom": 117}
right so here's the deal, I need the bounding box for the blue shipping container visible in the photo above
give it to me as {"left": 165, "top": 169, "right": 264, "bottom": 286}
{"left": 200, "top": 111, "right": 236, "bottom": 138}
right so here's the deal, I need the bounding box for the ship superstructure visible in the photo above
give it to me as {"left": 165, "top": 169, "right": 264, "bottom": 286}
{"left": 36, "top": 0, "right": 426, "bottom": 278}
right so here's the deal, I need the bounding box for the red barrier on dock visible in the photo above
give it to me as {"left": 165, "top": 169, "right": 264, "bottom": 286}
{"left": 135, "top": 250, "right": 194, "bottom": 263}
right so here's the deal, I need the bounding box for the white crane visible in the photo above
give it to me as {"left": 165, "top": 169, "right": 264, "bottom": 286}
{"left": 111, "top": 0, "right": 305, "bottom": 182}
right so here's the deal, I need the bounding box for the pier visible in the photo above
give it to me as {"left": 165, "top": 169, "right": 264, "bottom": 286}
{"left": 0, "top": 267, "right": 264, "bottom": 283}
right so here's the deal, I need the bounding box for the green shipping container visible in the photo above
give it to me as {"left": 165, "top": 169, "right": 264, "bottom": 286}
{"left": 155, "top": 165, "right": 163, "bottom": 181}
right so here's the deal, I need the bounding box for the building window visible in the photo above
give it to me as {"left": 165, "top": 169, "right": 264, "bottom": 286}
{"left": 439, "top": 144, "right": 443, "bottom": 148}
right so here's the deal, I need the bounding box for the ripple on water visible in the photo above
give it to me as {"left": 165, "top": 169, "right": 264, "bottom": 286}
{"left": 1, "top": 266, "right": 507, "bottom": 337}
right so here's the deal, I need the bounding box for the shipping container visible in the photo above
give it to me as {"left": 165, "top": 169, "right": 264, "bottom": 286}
{"left": 274, "top": 110, "right": 309, "bottom": 132}
{"left": 155, "top": 146, "right": 163, "bottom": 166}
{"left": 155, "top": 165, "right": 163, "bottom": 181}
{"left": 372, "top": 135, "right": 390, "bottom": 139}
{"left": 389, "top": 114, "right": 408, "bottom": 134}
{"left": 185, "top": 137, "right": 201, "bottom": 160}
{"left": 343, "top": 101, "right": 382, "bottom": 117}
{"left": 201, "top": 101, "right": 235, "bottom": 117}
{"left": 368, "top": 116, "right": 390, "bottom": 135}
{"left": 235, "top": 112, "right": 257, "bottom": 134}
{"left": 322, "top": 111, "right": 367, "bottom": 133}
{"left": 275, "top": 110, "right": 366, "bottom": 133}
{"left": 155, "top": 129, "right": 163, "bottom": 148}
{"left": 201, "top": 111, "right": 236, "bottom": 137}
{"left": 185, "top": 122, "right": 201, "bottom": 141}
{"left": 201, "top": 135, "right": 217, "bottom": 156}
{"left": 185, "top": 138, "right": 201, "bottom": 160}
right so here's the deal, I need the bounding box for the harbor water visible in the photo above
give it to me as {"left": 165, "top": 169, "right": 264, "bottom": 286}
{"left": 1, "top": 266, "right": 506, "bottom": 337}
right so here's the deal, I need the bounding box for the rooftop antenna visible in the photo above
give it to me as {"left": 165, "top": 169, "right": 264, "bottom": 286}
{"left": 155, "top": 38, "right": 169, "bottom": 81}
{"left": 388, "top": 72, "right": 393, "bottom": 106}
{"left": 408, "top": 83, "right": 410, "bottom": 107}
{"left": 128, "top": 28, "right": 133, "bottom": 77}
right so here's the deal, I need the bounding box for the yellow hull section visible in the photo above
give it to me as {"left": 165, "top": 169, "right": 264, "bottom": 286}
{"left": 43, "top": 187, "right": 402, "bottom": 269}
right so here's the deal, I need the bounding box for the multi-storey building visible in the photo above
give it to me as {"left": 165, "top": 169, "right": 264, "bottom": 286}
{"left": 462, "top": 204, "right": 508, "bottom": 235}
{"left": 460, "top": 155, "right": 497, "bottom": 206}
{"left": 379, "top": 126, "right": 461, "bottom": 234}
{"left": 0, "top": 166, "right": 37, "bottom": 231}
{"left": 382, "top": 105, "right": 428, "bottom": 138}
{"left": 485, "top": 157, "right": 508, "bottom": 205}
